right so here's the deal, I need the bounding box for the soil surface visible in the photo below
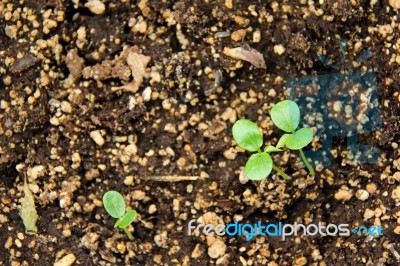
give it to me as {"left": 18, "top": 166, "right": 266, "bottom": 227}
{"left": 1, "top": 0, "right": 400, "bottom": 265}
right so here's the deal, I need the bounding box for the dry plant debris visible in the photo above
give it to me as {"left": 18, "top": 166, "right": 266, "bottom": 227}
{"left": 223, "top": 46, "right": 266, "bottom": 68}
{"left": 19, "top": 176, "right": 38, "bottom": 235}
{"left": 82, "top": 46, "right": 151, "bottom": 93}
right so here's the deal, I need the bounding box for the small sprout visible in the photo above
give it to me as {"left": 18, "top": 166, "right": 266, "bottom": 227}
{"left": 270, "top": 100, "right": 315, "bottom": 176}
{"left": 103, "top": 191, "right": 137, "bottom": 240}
{"left": 232, "top": 100, "right": 315, "bottom": 181}
{"left": 232, "top": 119, "right": 289, "bottom": 180}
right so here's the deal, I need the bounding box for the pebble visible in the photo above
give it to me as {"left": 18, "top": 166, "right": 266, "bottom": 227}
{"left": 90, "top": 130, "right": 105, "bottom": 146}
{"left": 131, "top": 190, "right": 146, "bottom": 200}
{"left": 216, "top": 254, "right": 231, "bottom": 265}
{"left": 366, "top": 183, "right": 377, "bottom": 194}
{"left": 334, "top": 187, "right": 353, "bottom": 201}
{"left": 15, "top": 239, "right": 22, "bottom": 248}
{"left": 393, "top": 172, "right": 400, "bottom": 182}
{"left": 142, "top": 87, "right": 152, "bottom": 102}
{"left": 223, "top": 148, "right": 237, "bottom": 160}
{"left": 27, "top": 165, "right": 46, "bottom": 180}
{"left": 355, "top": 189, "right": 369, "bottom": 201}
{"left": 81, "top": 232, "right": 99, "bottom": 251}
{"left": 392, "top": 186, "right": 400, "bottom": 200}
{"left": 253, "top": 30, "right": 261, "bottom": 43}
{"left": 231, "top": 29, "right": 246, "bottom": 42}
{"left": 239, "top": 168, "right": 249, "bottom": 184}
{"left": 363, "top": 208, "right": 375, "bottom": 220}
{"left": 17, "top": 232, "right": 24, "bottom": 240}
{"left": 198, "top": 212, "right": 224, "bottom": 226}
{"left": 54, "top": 254, "right": 76, "bottom": 266}
{"left": 85, "top": 0, "right": 106, "bottom": 15}
{"left": 123, "top": 175, "right": 134, "bottom": 186}
{"left": 207, "top": 237, "right": 227, "bottom": 259}
{"left": 154, "top": 231, "right": 168, "bottom": 248}
{"left": 221, "top": 107, "right": 237, "bottom": 123}
{"left": 5, "top": 25, "right": 18, "bottom": 39}
{"left": 389, "top": 0, "right": 400, "bottom": 9}
{"left": 85, "top": 169, "right": 100, "bottom": 181}
{"left": 191, "top": 244, "right": 203, "bottom": 258}
{"left": 225, "top": 0, "right": 233, "bottom": 9}
{"left": 394, "top": 226, "right": 400, "bottom": 234}
{"left": 293, "top": 256, "right": 307, "bottom": 266}
{"left": 273, "top": 44, "right": 285, "bottom": 55}
{"left": 62, "top": 229, "right": 71, "bottom": 237}
{"left": 60, "top": 101, "right": 72, "bottom": 113}
{"left": 148, "top": 204, "right": 157, "bottom": 214}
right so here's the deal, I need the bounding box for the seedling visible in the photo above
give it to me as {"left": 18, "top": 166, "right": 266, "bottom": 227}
{"left": 103, "top": 191, "right": 137, "bottom": 240}
{"left": 270, "top": 100, "right": 315, "bottom": 176}
{"left": 232, "top": 119, "right": 289, "bottom": 180}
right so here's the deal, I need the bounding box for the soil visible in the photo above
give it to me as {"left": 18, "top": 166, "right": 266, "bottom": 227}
{"left": 1, "top": 0, "right": 400, "bottom": 265}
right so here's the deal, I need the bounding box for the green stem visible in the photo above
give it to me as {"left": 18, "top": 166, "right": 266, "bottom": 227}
{"left": 122, "top": 227, "right": 134, "bottom": 241}
{"left": 272, "top": 164, "right": 289, "bottom": 180}
{"left": 299, "top": 148, "right": 315, "bottom": 176}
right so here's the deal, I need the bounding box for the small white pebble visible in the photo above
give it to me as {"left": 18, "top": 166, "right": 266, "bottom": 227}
{"left": 355, "top": 189, "right": 369, "bottom": 201}
{"left": 90, "top": 130, "right": 105, "bottom": 146}
{"left": 239, "top": 168, "right": 249, "bottom": 184}
{"left": 334, "top": 187, "right": 353, "bottom": 201}
{"left": 148, "top": 204, "right": 157, "bottom": 214}
{"left": 85, "top": 0, "right": 106, "bottom": 15}
{"left": 273, "top": 44, "right": 285, "bottom": 55}
{"left": 124, "top": 175, "right": 134, "bottom": 186}
{"left": 142, "top": 87, "right": 152, "bottom": 102}
{"left": 54, "top": 254, "right": 76, "bottom": 266}
{"left": 60, "top": 101, "right": 72, "bottom": 113}
{"left": 364, "top": 208, "right": 375, "bottom": 220}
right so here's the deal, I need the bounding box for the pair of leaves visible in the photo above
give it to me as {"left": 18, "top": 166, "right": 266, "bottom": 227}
{"left": 271, "top": 100, "right": 313, "bottom": 150}
{"left": 232, "top": 120, "right": 273, "bottom": 180}
{"left": 232, "top": 100, "right": 314, "bottom": 180}
{"left": 103, "top": 191, "right": 137, "bottom": 229}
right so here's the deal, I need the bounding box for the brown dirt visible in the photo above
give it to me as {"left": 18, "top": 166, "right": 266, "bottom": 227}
{"left": 1, "top": 0, "right": 400, "bottom": 265}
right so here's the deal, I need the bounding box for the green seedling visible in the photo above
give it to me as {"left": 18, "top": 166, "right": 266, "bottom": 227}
{"left": 103, "top": 191, "right": 137, "bottom": 240}
{"left": 232, "top": 119, "right": 289, "bottom": 180}
{"left": 270, "top": 100, "right": 315, "bottom": 176}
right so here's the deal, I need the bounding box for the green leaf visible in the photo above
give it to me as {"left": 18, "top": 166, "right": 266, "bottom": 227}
{"left": 264, "top": 145, "right": 282, "bottom": 153}
{"left": 245, "top": 153, "right": 273, "bottom": 180}
{"left": 115, "top": 210, "right": 137, "bottom": 228}
{"left": 276, "top": 134, "right": 290, "bottom": 149}
{"left": 20, "top": 178, "right": 38, "bottom": 235}
{"left": 232, "top": 119, "right": 263, "bottom": 152}
{"left": 270, "top": 100, "right": 300, "bottom": 133}
{"left": 284, "top": 128, "right": 313, "bottom": 150}
{"left": 103, "top": 191, "right": 126, "bottom": 218}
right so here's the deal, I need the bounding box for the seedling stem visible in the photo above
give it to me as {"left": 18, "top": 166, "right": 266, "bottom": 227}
{"left": 299, "top": 148, "right": 315, "bottom": 176}
{"left": 272, "top": 165, "right": 289, "bottom": 179}
{"left": 122, "top": 227, "right": 134, "bottom": 241}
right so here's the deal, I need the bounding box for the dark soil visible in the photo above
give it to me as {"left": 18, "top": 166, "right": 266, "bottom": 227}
{"left": 1, "top": 0, "right": 400, "bottom": 265}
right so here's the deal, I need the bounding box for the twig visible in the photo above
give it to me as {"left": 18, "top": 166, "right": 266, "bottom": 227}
{"left": 141, "top": 175, "right": 202, "bottom": 182}
{"left": 388, "top": 243, "right": 400, "bottom": 262}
